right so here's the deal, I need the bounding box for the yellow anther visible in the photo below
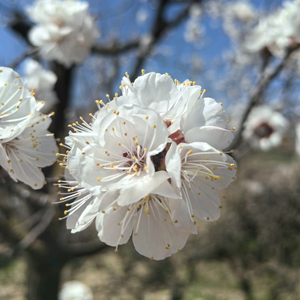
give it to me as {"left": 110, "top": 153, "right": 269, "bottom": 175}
{"left": 97, "top": 177, "right": 102, "bottom": 182}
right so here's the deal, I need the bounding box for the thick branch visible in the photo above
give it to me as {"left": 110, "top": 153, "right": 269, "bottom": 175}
{"left": 229, "top": 45, "right": 300, "bottom": 150}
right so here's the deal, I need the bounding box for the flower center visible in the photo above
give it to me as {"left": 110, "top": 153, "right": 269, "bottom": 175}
{"left": 163, "top": 119, "right": 186, "bottom": 145}
{"left": 254, "top": 122, "right": 274, "bottom": 138}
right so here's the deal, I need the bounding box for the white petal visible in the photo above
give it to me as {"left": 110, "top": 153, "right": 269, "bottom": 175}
{"left": 96, "top": 205, "right": 134, "bottom": 247}
{"left": 185, "top": 126, "right": 234, "bottom": 150}
{"left": 116, "top": 171, "right": 170, "bottom": 206}
{"left": 133, "top": 201, "right": 190, "bottom": 260}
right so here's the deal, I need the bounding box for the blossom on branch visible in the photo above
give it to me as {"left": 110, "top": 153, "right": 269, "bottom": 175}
{"left": 57, "top": 71, "right": 237, "bottom": 260}
{"left": 27, "top": 0, "right": 99, "bottom": 67}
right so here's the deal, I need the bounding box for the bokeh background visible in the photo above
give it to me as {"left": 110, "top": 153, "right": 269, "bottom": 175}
{"left": 1, "top": 0, "right": 300, "bottom": 299}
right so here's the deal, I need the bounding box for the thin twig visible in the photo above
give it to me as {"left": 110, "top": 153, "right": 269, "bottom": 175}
{"left": 18, "top": 207, "right": 55, "bottom": 250}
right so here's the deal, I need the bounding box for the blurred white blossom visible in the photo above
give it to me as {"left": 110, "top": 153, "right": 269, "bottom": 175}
{"left": 184, "top": 3, "right": 204, "bottom": 43}
{"left": 136, "top": 8, "right": 148, "bottom": 24}
{"left": 230, "top": 1, "right": 256, "bottom": 23}
{"left": 243, "top": 105, "right": 289, "bottom": 151}
{"left": 27, "top": 0, "right": 99, "bottom": 67}
{"left": 23, "top": 59, "right": 58, "bottom": 113}
{"left": 244, "top": 0, "right": 300, "bottom": 57}
{"left": 59, "top": 281, "right": 93, "bottom": 300}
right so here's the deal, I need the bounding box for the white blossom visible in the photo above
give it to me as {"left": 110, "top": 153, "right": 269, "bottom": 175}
{"left": 243, "top": 105, "right": 289, "bottom": 151}
{"left": 23, "top": 59, "right": 58, "bottom": 113}
{"left": 59, "top": 281, "right": 93, "bottom": 300}
{"left": 58, "top": 104, "right": 191, "bottom": 260}
{"left": 0, "top": 67, "right": 57, "bottom": 189}
{"left": 244, "top": 0, "right": 300, "bottom": 57}
{"left": 57, "top": 71, "right": 237, "bottom": 260}
{"left": 27, "top": 0, "right": 99, "bottom": 67}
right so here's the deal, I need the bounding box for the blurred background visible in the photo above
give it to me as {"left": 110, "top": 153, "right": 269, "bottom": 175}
{"left": 0, "top": 0, "right": 300, "bottom": 299}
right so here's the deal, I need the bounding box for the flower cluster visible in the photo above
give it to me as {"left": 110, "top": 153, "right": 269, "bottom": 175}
{"left": 27, "top": 0, "right": 99, "bottom": 67}
{"left": 57, "top": 71, "right": 237, "bottom": 260}
{"left": 244, "top": 0, "right": 300, "bottom": 57}
{"left": 0, "top": 67, "right": 57, "bottom": 189}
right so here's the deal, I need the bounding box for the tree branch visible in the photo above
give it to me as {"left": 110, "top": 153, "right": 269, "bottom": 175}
{"left": 92, "top": 40, "right": 139, "bottom": 56}
{"left": 18, "top": 207, "right": 55, "bottom": 250}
